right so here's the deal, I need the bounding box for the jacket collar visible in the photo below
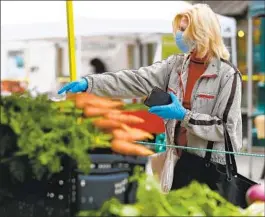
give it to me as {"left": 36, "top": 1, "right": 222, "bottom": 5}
{"left": 179, "top": 54, "right": 221, "bottom": 78}
{"left": 183, "top": 54, "right": 221, "bottom": 79}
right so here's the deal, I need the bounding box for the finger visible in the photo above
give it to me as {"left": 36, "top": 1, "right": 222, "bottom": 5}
{"left": 58, "top": 82, "right": 76, "bottom": 94}
{"left": 149, "top": 105, "right": 168, "bottom": 113}
{"left": 149, "top": 109, "right": 160, "bottom": 115}
{"left": 149, "top": 108, "right": 167, "bottom": 116}
{"left": 70, "top": 83, "right": 82, "bottom": 93}
{"left": 149, "top": 107, "right": 161, "bottom": 113}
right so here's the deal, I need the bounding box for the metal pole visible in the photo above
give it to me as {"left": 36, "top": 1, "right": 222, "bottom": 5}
{"left": 133, "top": 40, "right": 141, "bottom": 69}
{"left": 231, "top": 36, "right": 238, "bottom": 67}
{"left": 247, "top": 16, "right": 253, "bottom": 179}
{"left": 66, "top": 1, "right": 77, "bottom": 81}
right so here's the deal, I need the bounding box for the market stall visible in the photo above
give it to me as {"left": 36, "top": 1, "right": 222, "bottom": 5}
{"left": 1, "top": 2, "right": 264, "bottom": 216}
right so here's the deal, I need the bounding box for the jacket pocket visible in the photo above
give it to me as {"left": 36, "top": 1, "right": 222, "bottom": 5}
{"left": 195, "top": 93, "right": 217, "bottom": 114}
{"left": 197, "top": 94, "right": 215, "bottom": 99}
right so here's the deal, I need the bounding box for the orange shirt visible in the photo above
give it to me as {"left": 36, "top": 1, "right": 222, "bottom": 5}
{"left": 176, "top": 53, "right": 208, "bottom": 155}
{"left": 183, "top": 53, "right": 208, "bottom": 109}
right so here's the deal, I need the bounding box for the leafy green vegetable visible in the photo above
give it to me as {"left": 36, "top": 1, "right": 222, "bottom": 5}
{"left": 78, "top": 168, "right": 264, "bottom": 216}
{"left": 0, "top": 93, "right": 111, "bottom": 182}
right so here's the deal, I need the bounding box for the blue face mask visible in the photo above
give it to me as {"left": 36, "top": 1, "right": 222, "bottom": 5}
{"left": 175, "top": 31, "right": 193, "bottom": 53}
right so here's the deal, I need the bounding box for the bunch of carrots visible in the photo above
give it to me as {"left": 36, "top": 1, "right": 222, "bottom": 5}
{"left": 67, "top": 93, "right": 155, "bottom": 157}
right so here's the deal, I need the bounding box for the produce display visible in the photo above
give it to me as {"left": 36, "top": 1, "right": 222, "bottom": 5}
{"left": 78, "top": 168, "right": 265, "bottom": 216}
{"left": 68, "top": 93, "right": 155, "bottom": 157}
{"left": 0, "top": 93, "right": 154, "bottom": 182}
{"left": 1, "top": 92, "right": 264, "bottom": 217}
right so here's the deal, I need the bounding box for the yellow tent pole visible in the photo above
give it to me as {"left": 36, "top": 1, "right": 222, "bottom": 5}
{"left": 66, "top": 1, "right": 77, "bottom": 81}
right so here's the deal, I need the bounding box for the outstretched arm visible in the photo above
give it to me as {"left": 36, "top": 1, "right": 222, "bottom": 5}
{"left": 58, "top": 55, "right": 181, "bottom": 99}
{"left": 84, "top": 55, "right": 177, "bottom": 99}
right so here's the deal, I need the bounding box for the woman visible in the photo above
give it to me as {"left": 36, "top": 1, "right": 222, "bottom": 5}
{"left": 58, "top": 4, "right": 242, "bottom": 192}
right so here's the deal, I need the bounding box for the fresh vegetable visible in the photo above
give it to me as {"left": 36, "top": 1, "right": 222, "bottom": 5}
{"left": 104, "top": 113, "right": 145, "bottom": 124}
{"left": 111, "top": 140, "right": 154, "bottom": 156}
{"left": 84, "top": 106, "right": 121, "bottom": 117}
{"left": 244, "top": 202, "right": 265, "bottom": 216}
{"left": 78, "top": 168, "right": 264, "bottom": 216}
{"left": 74, "top": 93, "right": 124, "bottom": 109}
{"left": 0, "top": 93, "right": 111, "bottom": 182}
{"left": 246, "top": 184, "right": 265, "bottom": 205}
{"left": 71, "top": 93, "right": 98, "bottom": 109}
{"left": 85, "top": 98, "right": 124, "bottom": 109}
{"left": 0, "top": 92, "right": 154, "bottom": 183}
{"left": 121, "top": 124, "right": 154, "bottom": 140}
{"left": 93, "top": 119, "right": 123, "bottom": 130}
{"left": 66, "top": 92, "right": 85, "bottom": 100}
{"left": 112, "top": 128, "right": 152, "bottom": 141}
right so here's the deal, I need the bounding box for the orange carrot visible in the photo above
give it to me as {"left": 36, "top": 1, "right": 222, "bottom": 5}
{"left": 93, "top": 119, "right": 123, "bottom": 129}
{"left": 75, "top": 94, "right": 98, "bottom": 109}
{"left": 111, "top": 139, "right": 154, "bottom": 156}
{"left": 84, "top": 106, "right": 121, "bottom": 117}
{"left": 86, "top": 98, "right": 124, "bottom": 109}
{"left": 121, "top": 125, "right": 154, "bottom": 140}
{"left": 66, "top": 93, "right": 87, "bottom": 101}
{"left": 67, "top": 93, "right": 97, "bottom": 105}
{"left": 75, "top": 99, "right": 86, "bottom": 109}
{"left": 104, "top": 113, "right": 144, "bottom": 124}
{"left": 75, "top": 93, "right": 124, "bottom": 109}
{"left": 133, "top": 144, "right": 155, "bottom": 156}
{"left": 112, "top": 129, "right": 153, "bottom": 141}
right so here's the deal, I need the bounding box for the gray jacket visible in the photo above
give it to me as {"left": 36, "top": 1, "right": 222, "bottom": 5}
{"left": 85, "top": 54, "right": 242, "bottom": 165}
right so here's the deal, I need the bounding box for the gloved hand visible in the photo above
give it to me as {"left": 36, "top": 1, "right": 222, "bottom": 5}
{"left": 58, "top": 78, "right": 88, "bottom": 94}
{"left": 148, "top": 92, "right": 187, "bottom": 120}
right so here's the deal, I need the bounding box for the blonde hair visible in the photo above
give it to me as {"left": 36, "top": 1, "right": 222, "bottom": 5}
{"left": 172, "top": 3, "right": 230, "bottom": 61}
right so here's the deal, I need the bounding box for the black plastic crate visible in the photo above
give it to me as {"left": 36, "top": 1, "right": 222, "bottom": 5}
{"left": 0, "top": 157, "right": 75, "bottom": 217}
{"left": 0, "top": 169, "right": 76, "bottom": 217}
{"left": 0, "top": 154, "right": 147, "bottom": 217}
{"left": 74, "top": 154, "right": 147, "bottom": 212}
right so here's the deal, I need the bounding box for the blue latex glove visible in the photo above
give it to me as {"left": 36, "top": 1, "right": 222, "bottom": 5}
{"left": 58, "top": 78, "right": 88, "bottom": 94}
{"left": 148, "top": 92, "right": 187, "bottom": 120}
